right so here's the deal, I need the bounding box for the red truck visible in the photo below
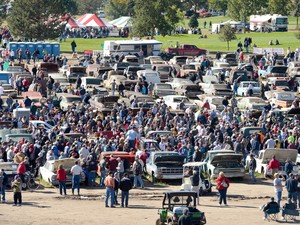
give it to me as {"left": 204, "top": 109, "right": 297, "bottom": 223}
{"left": 165, "top": 44, "right": 207, "bottom": 56}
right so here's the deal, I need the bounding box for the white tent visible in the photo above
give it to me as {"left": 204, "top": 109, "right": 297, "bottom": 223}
{"left": 110, "top": 16, "right": 132, "bottom": 28}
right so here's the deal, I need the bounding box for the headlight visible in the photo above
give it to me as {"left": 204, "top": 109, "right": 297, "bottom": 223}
{"left": 214, "top": 168, "right": 219, "bottom": 174}
{"left": 51, "top": 175, "right": 57, "bottom": 181}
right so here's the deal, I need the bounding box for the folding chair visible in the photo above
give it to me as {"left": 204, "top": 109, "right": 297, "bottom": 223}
{"left": 265, "top": 207, "right": 280, "bottom": 221}
{"left": 282, "top": 208, "right": 299, "bottom": 222}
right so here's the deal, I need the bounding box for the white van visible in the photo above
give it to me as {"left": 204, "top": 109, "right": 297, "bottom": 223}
{"left": 137, "top": 70, "right": 161, "bottom": 84}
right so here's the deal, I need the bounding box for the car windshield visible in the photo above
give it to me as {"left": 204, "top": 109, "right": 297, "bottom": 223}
{"left": 157, "top": 84, "right": 172, "bottom": 89}
{"left": 85, "top": 79, "right": 101, "bottom": 85}
{"left": 176, "top": 57, "right": 187, "bottom": 62}
{"left": 71, "top": 68, "right": 85, "bottom": 73}
{"left": 275, "top": 80, "right": 288, "bottom": 86}
{"left": 242, "top": 82, "right": 259, "bottom": 87}
{"left": 2, "top": 85, "right": 13, "bottom": 90}
{"left": 126, "top": 58, "right": 138, "bottom": 63}
{"left": 66, "top": 97, "right": 81, "bottom": 102}
{"left": 173, "top": 97, "right": 188, "bottom": 103}
{"left": 157, "top": 66, "right": 170, "bottom": 72}
{"left": 183, "top": 65, "right": 196, "bottom": 70}
{"left": 211, "top": 98, "right": 223, "bottom": 104}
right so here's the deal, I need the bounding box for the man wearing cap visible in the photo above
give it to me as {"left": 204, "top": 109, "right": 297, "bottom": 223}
{"left": 262, "top": 197, "right": 279, "bottom": 220}
{"left": 70, "top": 161, "right": 83, "bottom": 196}
{"left": 104, "top": 171, "right": 115, "bottom": 207}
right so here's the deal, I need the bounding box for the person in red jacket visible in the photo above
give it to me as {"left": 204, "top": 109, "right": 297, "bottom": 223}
{"left": 216, "top": 171, "right": 230, "bottom": 207}
{"left": 57, "top": 164, "right": 67, "bottom": 195}
{"left": 267, "top": 155, "right": 280, "bottom": 177}
{"left": 17, "top": 160, "right": 27, "bottom": 186}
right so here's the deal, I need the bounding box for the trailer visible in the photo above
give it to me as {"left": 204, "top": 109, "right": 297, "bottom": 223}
{"left": 103, "top": 39, "right": 162, "bottom": 57}
{"left": 250, "top": 14, "right": 288, "bottom": 32}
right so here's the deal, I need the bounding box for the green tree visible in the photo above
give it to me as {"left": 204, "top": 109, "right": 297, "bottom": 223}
{"left": 218, "top": 24, "right": 236, "bottom": 50}
{"left": 8, "top": 0, "right": 77, "bottom": 40}
{"left": 105, "top": 0, "right": 133, "bottom": 19}
{"left": 268, "top": 0, "right": 289, "bottom": 15}
{"left": 0, "top": 0, "right": 9, "bottom": 25}
{"left": 208, "top": 0, "right": 228, "bottom": 15}
{"left": 76, "top": 0, "right": 103, "bottom": 14}
{"left": 132, "top": 0, "right": 183, "bottom": 38}
{"left": 289, "top": 0, "right": 300, "bottom": 28}
{"left": 189, "top": 14, "right": 199, "bottom": 28}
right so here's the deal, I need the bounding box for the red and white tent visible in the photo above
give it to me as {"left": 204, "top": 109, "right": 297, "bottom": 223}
{"left": 66, "top": 17, "right": 85, "bottom": 29}
{"left": 78, "top": 14, "right": 114, "bottom": 28}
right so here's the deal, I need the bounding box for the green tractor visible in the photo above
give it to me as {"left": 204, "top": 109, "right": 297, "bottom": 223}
{"left": 156, "top": 191, "right": 206, "bottom": 225}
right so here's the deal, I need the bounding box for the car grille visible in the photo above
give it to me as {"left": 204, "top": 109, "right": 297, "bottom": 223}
{"left": 160, "top": 168, "right": 183, "bottom": 174}
{"left": 222, "top": 168, "right": 241, "bottom": 173}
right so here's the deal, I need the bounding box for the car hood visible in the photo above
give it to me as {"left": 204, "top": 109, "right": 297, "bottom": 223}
{"left": 270, "top": 67, "right": 287, "bottom": 74}
{"left": 154, "top": 155, "right": 185, "bottom": 164}
{"left": 211, "top": 154, "right": 243, "bottom": 163}
{"left": 261, "top": 149, "right": 298, "bottom": 163}
{"left": 52, "top": 158, "right": 79, "bottom": 172}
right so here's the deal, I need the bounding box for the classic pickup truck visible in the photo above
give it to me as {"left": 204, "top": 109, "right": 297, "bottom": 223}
{"left": 165, "top": 44, "right": 207, "bottom": 56}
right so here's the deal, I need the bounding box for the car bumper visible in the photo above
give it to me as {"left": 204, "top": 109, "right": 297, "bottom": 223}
{"left": 154, "top": 174, "right": 182, "bottom": 180}
{"left": 211, "top": 172, "right": 245, "bottom": 179}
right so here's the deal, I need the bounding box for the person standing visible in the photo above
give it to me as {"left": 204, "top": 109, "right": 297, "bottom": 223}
{"left": 71, "top": 40, "right": 77, "bottom": 53}
{"left": 113, "top": 172, "right": 120, "bottom": 205}
{"left": 295, "top": 174, "right": 300, "bottom": 208}
{"left": 70, "top": 161, "right": 82, "bottom": 196}
{"left": 286, "top": 173, "right": 298, "bottom": 203}
{"left": 132, "top": 158, "right": 144, "bottom": 189}
{"left": 116, "top": 157, "right": 124, "bottom": 180}
{"left": 57, "top": 164, "right": 67, "bottom": 196}
{"left": 0, "top": 169, "right": 8, "bottom": 203}
{"left": 249, "top": 154, "right": 257, "bottom": 183}
{"left": 119, "top": 173, "right": 132, "bottom": 208}
{"left": 111, "top": 79, "right": 116, "bottom": 96}
{"left": 216, "top": 171, "right": 230, "bottom": 207}
{"left": 104, "top": 171, "right": 115, "bottom": 208}
{"left": 191, "top": 170, "right": 200, "bottom": 205}
{"left": 267, "top": 155, "right": 280, "bottom": 177}
{"left": 11, "top": 175, "right": 22, "bottom": 206}
{"left": 76, "top": 75, "right": 82, "bottom": 89}
{"left": 178, "top": 208, "right": 191, "bottom": 225}
{"left": 273, "top": 173, "right": 283, "bottom": 207}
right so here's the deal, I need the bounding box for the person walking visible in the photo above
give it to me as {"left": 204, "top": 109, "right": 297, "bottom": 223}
{"left": 132, "top": 158, "right": 144, "bottom": 189}
{"left": 119, "top": 173, "right": 132, "bottom": 208}
{"left": 273, "top": 173, "right": 283, "bottom": 207}
{"left": 104, "top": 171, "right": 115, "bottom": 208}
{"left": 0, "top": 169, "right": 8, "bottom": 203}
{"left": 11, "top": 175, "right": 22, "bottom": 206}
{"left": 70, "top": 161, "right": 82, "bottom": 196}
{"left": 113, "top": 172, "right": 120, "bottom": 205}
{"left": 216, "top": 171, "right": 230, "bottom": 207}
{"left": 57, "top": 164, "right": 67, "bottom": 196}
{"left": 71, "top": 40, "right": 77, "bottom": 53}
{"left": 249, "top": 154, "right": 257, "bottom": 183}
{"left": 191, "top": 170, "right": 200, "bottom": 205}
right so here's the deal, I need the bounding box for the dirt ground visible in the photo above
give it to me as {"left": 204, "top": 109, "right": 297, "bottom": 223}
{"left": 1, "top": 176, "right": 296, "bottom": 225}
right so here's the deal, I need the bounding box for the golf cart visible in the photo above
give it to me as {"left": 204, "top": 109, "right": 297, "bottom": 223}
{"left": 181, "top": 162, "right": 212, "bottom": 195}
{"left": 156, "top": 191, "right": 206, "bottom": 225}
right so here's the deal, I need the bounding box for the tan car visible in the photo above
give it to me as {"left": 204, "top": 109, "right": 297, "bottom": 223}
{"left": 180, "top": 64, "right": 197, "bottom": 78}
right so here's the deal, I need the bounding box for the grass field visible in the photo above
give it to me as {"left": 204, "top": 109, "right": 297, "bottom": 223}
{"left": 58, "top": 16, "right": 300, "bottom": 54}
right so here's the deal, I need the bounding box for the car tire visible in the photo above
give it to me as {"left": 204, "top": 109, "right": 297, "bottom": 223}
{"left": 207, "top": 187, "right": 212, "bottom": 193}
{"left": 151, "top": 172, "right": 155, "bottom": 185}
{"left": 199, "top": 187, "right": 203, "bottom": 196}
{"left": 156, "top": 219, "right": 162, "bottom": 225}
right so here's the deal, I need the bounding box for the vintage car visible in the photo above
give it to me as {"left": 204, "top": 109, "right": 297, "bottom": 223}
{"left": 66, "top": 66, "right": 87, "bottom": 82}
{"left": 90, "top": 95, "right": 119, "bottom": 109}
{"left": 112, "top": 62, "right": 130, "bottom": 75}
{"left": 29, "top": 120, "right": 54, "bottom": 131}
{"left": 266, "top": 78, "right": 290, "bottom": 91}
{"left": 5, "top": 134, "right": 33, "bottom": 142}
{"left": 169, "top": 56, "right": 190, "bottom": 66}
{"left": 212, "top": 61, "right": 230, "bottom": 70}
{"left": 146, "top": 130, "right": 173, "bottom": 139}
{"left": 202, "top": 84, "right": 233, "bottom": 98}
{"left": 56, "top": 93, "right": 82, "bottom": 112}
{"left": 97, "top": 66, "right": 113, "bottom": 78}
{"left": 220, "top": 53, "right": 238, "bottom": 66}
{"left": 0, "top": 162, "right": 18, "bottom": 185}
{"left": 103, "top": 75, "right": 127, "bottom": 90}
{"left": 204, "top": 150, "right": 245, "bottom": 179}
{"left": 137, "top": 70, "right": 161, "bottom": 84}
{"left": 152, "top": 64, "right": 172, "bottom": 82}
{"left": 180, "top": 64, "right": 197, "bottom": 78}
{"left": 146, "top": 151, "right": 185, "bottom": 184}
{"left": 156, "top": 191, "right": 206, "bottom": 225}
{"left": 153, "top": 83, "right": 176, "bottom": 98}
{"left": 193, "top": 95, "right": 224, "bottom": 111}
{"left": 175, "top": 84, "right": 204, "bottom": 99}
{"left": 39, "top": 158, "right": 85, "bottom": 186}
{"left": 20, "top": 91, "right": 48, "bottom": 108}
{"left": 84, "top": 64, "right": 100, "bottom": 76}
{"left": 240, "top": 127, "right": 265, "bottom": 138}
{"left": 228, "top": 70, "right": 249, "bottom": 84}
{"left": 166, "top": 78, "right": 194, "bottom": 90}
{"left": 2, "top": 84, "right": 18, "bottom": 98}
{"left": 237, "top": 97, "right": 268, "bottom": 111}
{"left": 181, "top": 162, "right": 212, "bottom": 195}
{"left": 122, "top": 55, "right": 139, "bottom": 65}
{"left": 7, "top": 66, "right": 25, "bottom": 73}
{"left": 81, "top": 77, "right": 102, "bottom": 90}
{"left": 59, "top": 65, "right": 69, "bottom": 75}
{"left": 38, "top": 62, "right": 59, "bottom": 76}
{"left": 236, "top": 81, "right": 260, "bottom": 96}
{"left": 265, "top": 91, "right": 295, "bottom": 108}
{"left": 137, "top": 138, "right": 161, "bottom": 152}
{"left": 258, "top": 65, "right": 288, "bottom": 78}
{"left": 157, "top": 95, "right": 197, "bottom": 110}
{"left": 206, "top": 67, "right": 226, "bottom": 77}
{"left": 123, "top": 66, "right": 145, "bottom": 78}
{"left": 245, "top": 148, "right": 298, "bottom": 178}
{"left": 144, "top": 56, "right": 163, "bottom": 64}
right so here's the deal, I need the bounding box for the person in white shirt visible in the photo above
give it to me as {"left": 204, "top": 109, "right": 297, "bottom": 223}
{"left": 159, "top": 139, "right": 167, "bottom": 151}
{"left": 79, "top": 145, "right": 89, "bottom": 159}
{"left": 205, "top": 68, "right": 213, "bottom": 76}
{"left": 265, "top": 136, "right": 276, "bottom": 149}
{"left": 71, "top": 161, "right": 83, "bottom": 195}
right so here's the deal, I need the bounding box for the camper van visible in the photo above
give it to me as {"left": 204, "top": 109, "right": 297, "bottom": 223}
{"left": 250, "top": 14, "right": 288, "bottom": 32}
{"left": 103, "top": 39, "right": 162, "bottom": 57}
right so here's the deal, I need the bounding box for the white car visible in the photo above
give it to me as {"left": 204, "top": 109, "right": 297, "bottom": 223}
{"left": 39, "top": 158, "right": 85, "bottom": 186}
{"left": 193, "top": 95, "right": 224, "bottom": 112}
{"left": 166, "top": 78, "right": 194, "bottom": 89}
{"left": 59, "top": 65, "right": 69, "bottom": 75}
{"left": 245, "top": 148, "right": 298, "bottom": 178}
{"left": 204, "top": 150, "right": 245, "bottom": 179}
{"left": 237, "top": 97, "right": 268, "bottom": 110}
{"left": 57, "top": 94, "right": 82, "bottom": 112}
{"left": 146, "top": 151, "right": 184, "bottom": 183}
{"left": 157, "top": 95, "right": 197, "bottom": 110}
{"left": 236, "top": 81, "right": 260, "bottom": 96}
{"left": 29, "top": 120, "right": 54, "bottom": 131}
